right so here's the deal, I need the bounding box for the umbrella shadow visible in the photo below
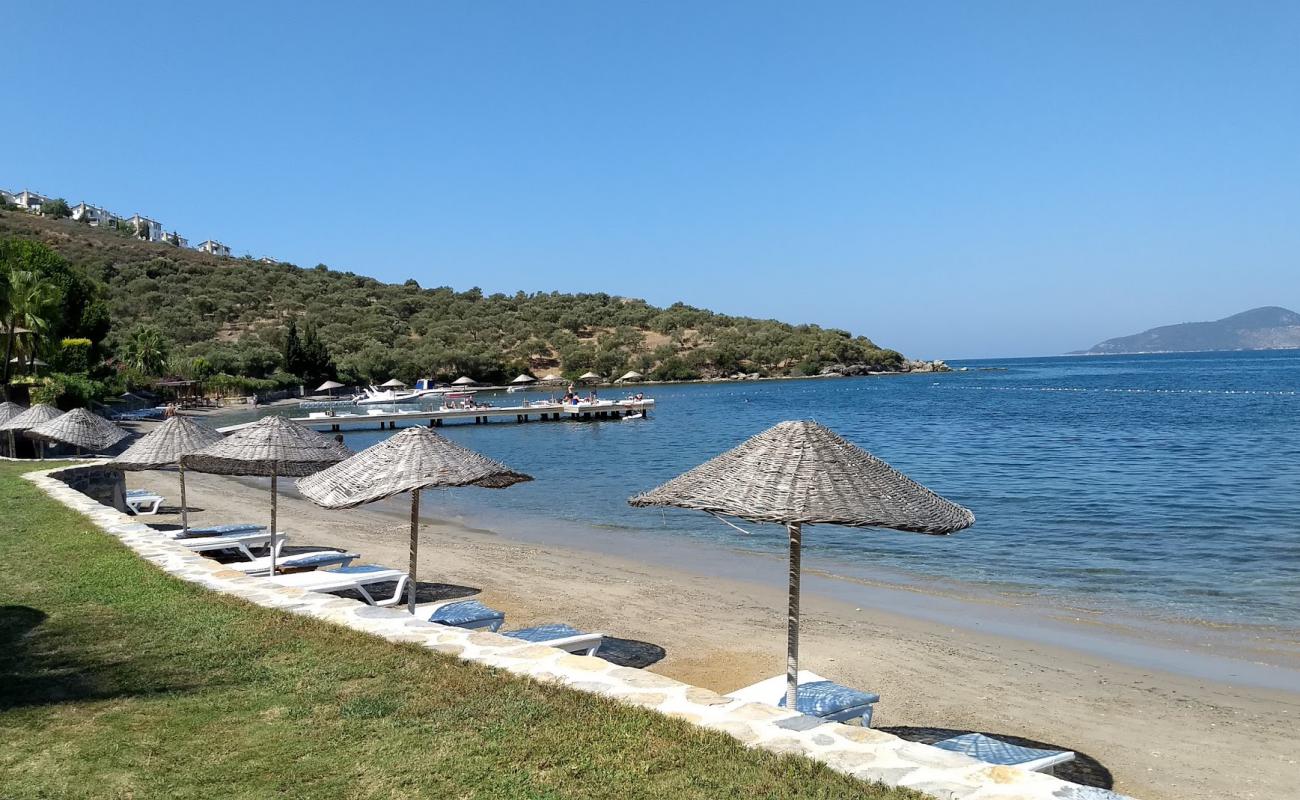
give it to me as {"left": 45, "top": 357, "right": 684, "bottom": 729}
{"left": 0, "top": 605, "right": 200, "bottom": 712}
{"left": 591, "top": 637, "right": 665, "bottom": 668}
{"left": 880, "top": 726, "right": 1113, "bottom": 788}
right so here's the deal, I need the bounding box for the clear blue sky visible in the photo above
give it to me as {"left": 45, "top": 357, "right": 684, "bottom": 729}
{"left": 5, "top": 2, "right": 1297, "bottom": 358}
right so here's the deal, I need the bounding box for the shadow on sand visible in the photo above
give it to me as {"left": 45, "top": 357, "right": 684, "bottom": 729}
{"left": 881, "top": 726, "right": 1113, "bottom": 789}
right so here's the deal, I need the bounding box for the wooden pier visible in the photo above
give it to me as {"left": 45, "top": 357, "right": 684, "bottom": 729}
{"left": 216, "top": 399, "right": 654, "bottom": 434}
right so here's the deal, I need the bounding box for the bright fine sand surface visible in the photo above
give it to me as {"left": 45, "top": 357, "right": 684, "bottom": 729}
{"left": 126, "top": 467, "right": 1299, "bottom": 800}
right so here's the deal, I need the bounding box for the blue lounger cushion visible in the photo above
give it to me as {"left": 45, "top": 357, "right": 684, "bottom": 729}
{"left": 776, "top": 680, "right": 881, "bottom": 717}
{"left": 279, "top": 551, "right": 356, "bottom": 568}
{"left": 126, "top": 489, "right": 158, "bottom": 497}
{"left": 174, "top": 523, "right": 265, "bottom": 539}
{"left": 505, "top": 623, "right": 585, "bottom": 643}
{"left": 331, "top": 565, "right": 395, "bottom": 576}
{"left": 428, "top": 600, "right": 505, "bottom": 630}
{"left": 932, "top": 733, "right": 1071, "bottom": 768}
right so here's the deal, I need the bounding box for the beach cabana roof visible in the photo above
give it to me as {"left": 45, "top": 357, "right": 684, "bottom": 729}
{"left": 26, "top": 408, "right": 128, "bottom": 452}
{"left": 0, "top": 403, "right": 62, "bottom": 432}
{"left": 380, "top": 378, "right": 406, "bottom": 388}
{"left": 541, "top": 374, "right": 563, "bottom": 382}
{"left": 315, "top": 380, "right": 345, "bottom": 392}
{"left": 110, "top": 415, "right": 223, "bottom": 471}
{"left": 629, "top": 420, "right": 973, "bottom": 710}
{"left": 451, "top": 376, "right": 477, "bottom": 386}
{"left": 630, "top": 420, "right": 974, "bottom": 532}
{"left": 298, "top": 426, "right": 531, "bottom": 614}
{"left": 0, "top": 401, "right": 27, "bottom": 425}
{"left": 616, "top": 371, "right": 643, "bottom": 383}
{"left": 510, "top": 374, "right": 536, "bottom": 384}
{"left": 577, "top": 371, "right": 603, "bottom": 382}
{"left": 182, "top": 415, "right": 352, "bottom": 478}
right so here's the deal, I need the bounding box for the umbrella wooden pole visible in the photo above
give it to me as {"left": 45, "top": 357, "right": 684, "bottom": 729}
{"left": 270, "top": 471, "right": 278, "bottom": 575}
{"left": 408, "top": 489, "right": 420, "bottom": 615}
{"left": 785, "top": 522, "right": 802, "bottom": 711}
{"left": 179, "top": 464, "right": 189, "bottom": 533}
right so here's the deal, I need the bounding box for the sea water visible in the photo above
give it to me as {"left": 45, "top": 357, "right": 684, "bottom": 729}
{"left": 239, "top": 351, "right": 1300, "bottom": 631}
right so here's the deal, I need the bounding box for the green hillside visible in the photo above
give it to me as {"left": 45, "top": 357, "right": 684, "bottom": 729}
{"left": 0, "top": 210, "right": 904, "bottom": 389}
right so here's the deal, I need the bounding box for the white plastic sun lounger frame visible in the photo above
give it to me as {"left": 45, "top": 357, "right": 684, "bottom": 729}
{"left": 727, "top": 670, "right": 877, "bottom": 726}
{"left": 125, "top": 492, "right": 164, "bottom": 515}
{"left": 266, "top": 567, "right": 409, "bottom": 607}
{"left": 414, "top": 599, "right": 605, "bottom": 655}
{"left": 177, "top": 531, "right": 287, "bottom": 561}
{"left": 224, "top": 550, "right": 360, "bottom": 577}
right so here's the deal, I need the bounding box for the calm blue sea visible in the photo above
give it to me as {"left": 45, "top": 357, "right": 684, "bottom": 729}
{"left": 241, "top": 351, "right": 1300, "bottom": 630}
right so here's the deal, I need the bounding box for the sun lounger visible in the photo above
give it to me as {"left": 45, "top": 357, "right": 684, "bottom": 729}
{"left": 177, "top": 530, "right": 286, "bottom": 560}
{"left": 224, "top": 549, "right": 360, "bottom": 577}
{"left": 125, "top": 488, "right": 164, "bottom": 515}
{"left": 417, "top": 599, "right": 604, "bottom": 655}
{"left": 931, "top": 732, "right": 1075, "bottom": 773}
{"left": 172, "top": 523, "right": 265, "bottom": 538}
{"left": 727, "top": 670, "right": 880, "bottom": 726}
{"left": 265, "top": 565, "right": 409, "bottom": 607}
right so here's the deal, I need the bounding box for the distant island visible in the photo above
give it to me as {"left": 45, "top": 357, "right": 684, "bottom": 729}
{"left": 1078, "top": 306, "right": 1300, "bottom": 355}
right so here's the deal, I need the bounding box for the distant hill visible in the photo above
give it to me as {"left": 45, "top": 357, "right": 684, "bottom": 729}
{"left": 0, "top": 210, "right": 907, "bottom": 384}
{"left": 1081, "top": 307, "right": 1300, "bottom": 355}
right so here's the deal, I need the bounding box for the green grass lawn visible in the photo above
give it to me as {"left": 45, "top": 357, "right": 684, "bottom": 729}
{"left": 0, "top": 461, "right": 919, "bottom": 800}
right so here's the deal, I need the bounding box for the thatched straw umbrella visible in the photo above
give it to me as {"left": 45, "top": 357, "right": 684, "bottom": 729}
{"left": 315, "top": 380, "right": 344, "bottom": 397}
{"left": 541, "top": 374, "right": 563, "bottom": 383}
{"left": 510, "top": 374, "right": 536, "bottom": 385}
{"left": 616, "top": 370, "right": 643, "bottom": 383}
{"left": 110, "top": 416, "right": 223, "bottom": 532}
{"left": 0, "top": 404, "right": 64, "bottom": 460}
{"left": 26, "top": 408, "right": 128, "bottom": 457}
{"left": 297, "top": 426, "right": 531, "bottom": 613}
{"left": 380, "top": 378, "right": 406, "bottom": 388}
{"left": 182, "top": 416, "right": 352, "bottom": 574}
{"left": 629, "top": 420, "right": 974, "bottom": 709}
{"left": 451, "top": 376, "right": 476, "bottom": 386}
{"left": 0, "top": 401, "right": 27, "bottom": 457}
{"left": 577, "top": 371, "right": 602, "bottom": 384}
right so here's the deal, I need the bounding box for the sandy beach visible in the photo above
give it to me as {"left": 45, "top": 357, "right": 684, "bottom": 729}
{"left": 113, "top": 457, "right": 1299, "bottom": 800}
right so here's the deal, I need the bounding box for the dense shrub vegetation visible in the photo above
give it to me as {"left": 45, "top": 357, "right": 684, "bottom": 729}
{"left": 1, "top": 211, "right": 904, "bottom": 392}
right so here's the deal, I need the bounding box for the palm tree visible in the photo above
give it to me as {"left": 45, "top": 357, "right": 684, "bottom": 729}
{"left": 123, "top": 326, "right": 170, "bottom": 375}
{"left": 2, "top": 270, "right": 58, "bottom": 396}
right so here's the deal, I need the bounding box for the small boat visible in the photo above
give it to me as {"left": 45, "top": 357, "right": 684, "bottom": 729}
{"left": 621, "top": 412, "right": 645, "bottom": 421}
{"left": 355, "top": 386, "right": 428, "bottom": 405}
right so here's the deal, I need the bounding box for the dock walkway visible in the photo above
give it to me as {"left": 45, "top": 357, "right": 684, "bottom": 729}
{"left": 216, "top": 399, "right": 654, "bottom": 434}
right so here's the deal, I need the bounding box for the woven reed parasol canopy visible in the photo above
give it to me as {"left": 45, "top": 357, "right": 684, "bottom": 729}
{"left": 451, "top": 376, "right": 477, "bottom": 386}
{"left": 541, "top": 374, "right": 563, "bottom": 382}
{"left": 110, "top": 416, "right": 223, "bottom": 531}
{"left": 616, "top": 371, "right": 643, "bottom": 383}
{"left": 183, "top": 415, "right": 352, "bottom": 573}
{"left": 1, "top": 403, "right": 64, "bottom": 460}
{"left": 380, "top": 378, "right": 406, "bottom": 388}
{"left": 298, "top": 426, "right": 531, "bottom": 613}
{"left": 0, "top": 401, "right": 27, "bottom": 457}
{"left": 26, "top": 408, "right": 128, "bottom": 454}
{"left": 510, "top": 374, "right": 536, "bottom": 384}
{"left": 577, "top": 371, "right": 602, "bottom": 382}
{"left": 316, "top": 380, "right": 344, "bottom": 392}
{"left": 0, "top": 403, "right": 61, "bottom": 433}
{"left": 629, "top": 420, "right": 974, "bottom": 709}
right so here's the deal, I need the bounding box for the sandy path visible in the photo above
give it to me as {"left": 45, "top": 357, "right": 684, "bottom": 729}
{"left": 125, "top": 469, "right": 1299, "bottom": 800}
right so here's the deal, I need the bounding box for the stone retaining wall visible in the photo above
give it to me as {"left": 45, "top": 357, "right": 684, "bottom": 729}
{"left": 27, "top": 464, "right": 1129, "bottom": 800}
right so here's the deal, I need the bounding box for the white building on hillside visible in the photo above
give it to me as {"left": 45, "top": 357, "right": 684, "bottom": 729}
{"left": 163, "top": 230, "right": 188, "bottom": 248}
{"left": 71, "top": 203, "right": 116, "bottom": 227}
{"left": 0, "top": 189, "right": 14, "bottom": 206}
{"left": 127, "top": 214, "right": 163, "bottom": 242}
{"left": 13, "top": 190, "right": 48, "bottom": 212}
{"left": 197, "top": 240, "right": 231, "bottom": 257}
